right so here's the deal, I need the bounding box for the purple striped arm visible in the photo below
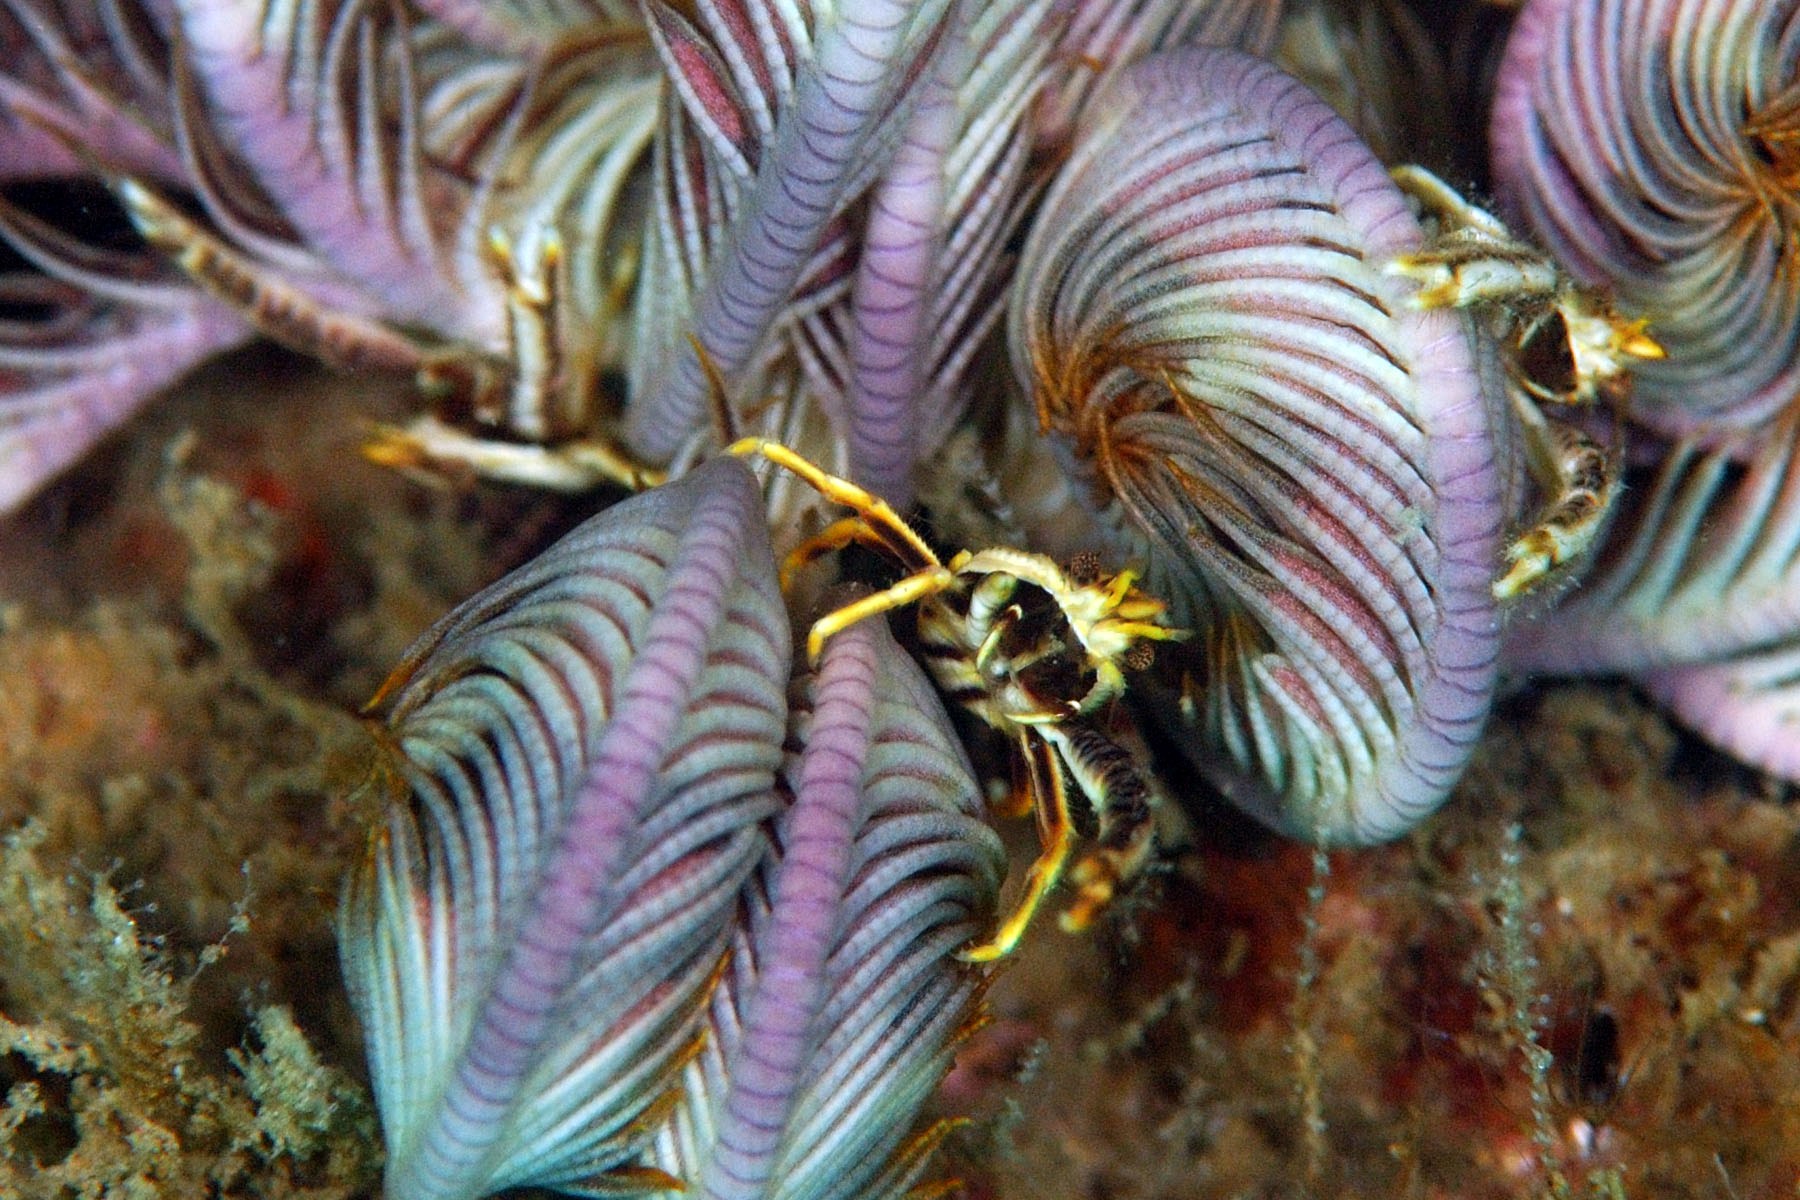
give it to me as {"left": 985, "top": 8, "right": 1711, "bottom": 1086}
{"left": 0, "top": 0, "right": 185, "bottom": 183}
{"left": 0, "top": 198, "right": 253, "bottom": 514}
{"left": 624, "top": 0, "right": 951, "bottom": 462}
{"left": 652, "top": 616, "right": 1004, "bottom": 1200}
{"left": 340, "top": 459, "right": 790, "bottom": 1200}
{"left": 1644, "top": 645, "right": 1800, "bottom": 781}
{"left": 696, "top": 611, "right": 879, "bottom": 1200}
{"left": 844, "top": 37, "right": 958, "bottom": 505}
{"left": 843, "top": 0, "right": 1061, "bottom": 505}
{"left": 1489, "top": 0, "right": 1800, "bottom": 439}
{"left": 174, "top": 0, "right": 503, "bottom": 348}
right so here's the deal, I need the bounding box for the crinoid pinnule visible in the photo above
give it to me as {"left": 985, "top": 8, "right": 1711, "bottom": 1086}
{"left": 1012, "top": 46, "right": 1508, "bottom": 845}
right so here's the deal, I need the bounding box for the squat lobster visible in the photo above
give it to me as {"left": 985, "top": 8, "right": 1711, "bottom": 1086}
{"left": 728, "top": 437, "right": 1187, "bottom": 961}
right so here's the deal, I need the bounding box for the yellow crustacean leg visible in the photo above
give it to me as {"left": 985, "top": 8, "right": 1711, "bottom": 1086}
{"left": 801, "top": 567, "right": 956, "bottom": 664}
{"left": 988, "top": 753, "right": 1036, "bottom": 821}
{"left": 727, "top": 437, "right": 939, "bottom": 571}
{"left": 1059, "top": 859, "right": 1121, "bottom": 934}
{"left": 959, "top": 735, "right": 1075, "bottom": 963}
{"left": 779, "top": 515, "right": 895, "bottom": 591}
{"left": 1058, "top": 831, "right": 1154, "bottom": 934}
{"left": 726, "top": 437, "right": 965, "bottom": 661}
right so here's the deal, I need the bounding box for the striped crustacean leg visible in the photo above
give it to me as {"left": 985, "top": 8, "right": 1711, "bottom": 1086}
{"left": 1041, "top": 716, "right": 1158, "bottom": 935}
{"left": 1487, "top": 397, "right": 1620, "bottom": 603}
{"left": 1012, "top": 46, "right": 1509, "bottom": 845}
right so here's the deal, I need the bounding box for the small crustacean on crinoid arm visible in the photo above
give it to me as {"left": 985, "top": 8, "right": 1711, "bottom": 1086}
{"left": 728, "top": 436, "right": 1186, "bottom": 961}
{"left": 1383, "top": 164, "right": 1664, "bottom": 603}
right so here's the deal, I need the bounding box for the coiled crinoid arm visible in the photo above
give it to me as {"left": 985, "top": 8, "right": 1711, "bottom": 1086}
{"left": 654, "top": 616, "right": 1004, "bottom": 1200}
{"left": 341, "top": 459, "right": 791, "bottom": 1200}
{"left": 1011, "top": 47, "right": 1507, "bottom": 845}
{"left": 1030, "top": 0, "right": 1283, "bottom": 154}
{"left": 341, "top": 459, "right": 1004, "bottom": 1200}
{"left": 1489, "top": 0, "right": 1800, "bottom": 438}
{"left": 173, "top": 0, "right": 662, "bottom": 439}
{"left": 1642, "top": 644, "right": 1800, "bottom": 782}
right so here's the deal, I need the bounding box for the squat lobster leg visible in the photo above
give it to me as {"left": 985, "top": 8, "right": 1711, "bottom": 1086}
{"left": 728, "top": 437, "right": 936, "bottom": 567}
{"left": 960, "top": 736, "right": 1077, "bottom": 963}
{"left": 1492, "top": 393, "right": 1620, "bottom": 601}
{"left": 799, "top": 567, "right": 957, "bottom": 666}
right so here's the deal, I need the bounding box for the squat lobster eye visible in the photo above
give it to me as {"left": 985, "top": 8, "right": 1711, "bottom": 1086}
{"left": 726, "top": 437, "right": 1186, "bottom": 960}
